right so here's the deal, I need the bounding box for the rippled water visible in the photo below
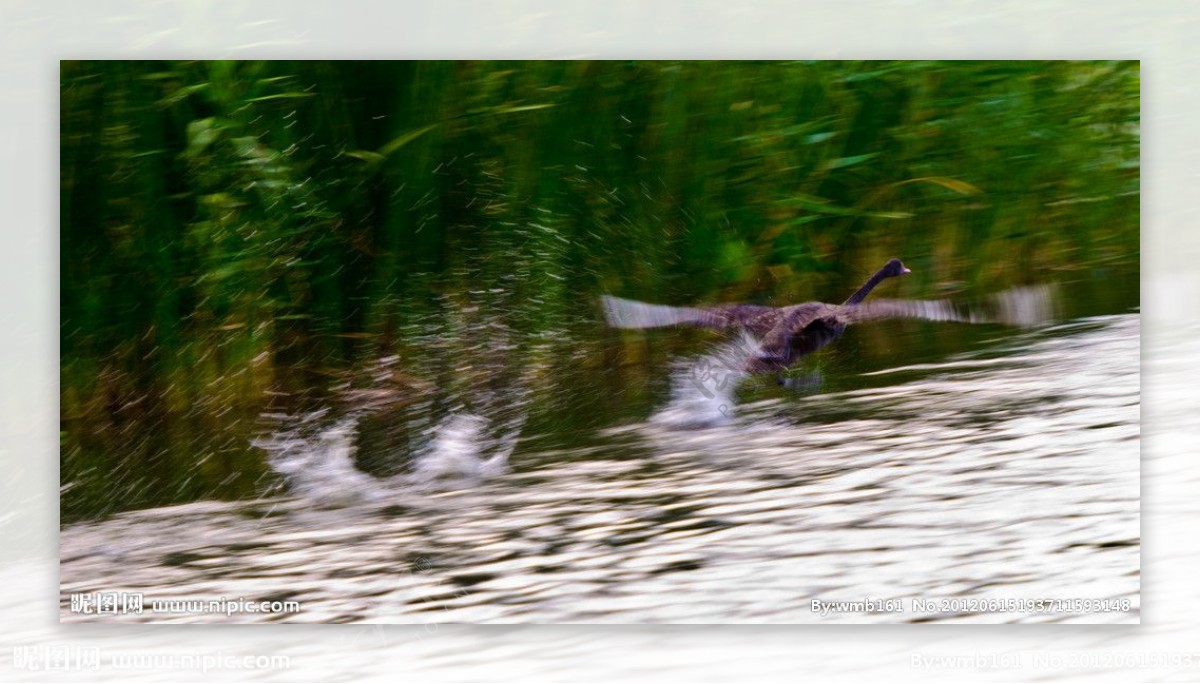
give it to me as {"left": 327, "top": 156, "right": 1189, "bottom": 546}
{"left": 60, "top": 314, "right": 1139, "bottom": 624}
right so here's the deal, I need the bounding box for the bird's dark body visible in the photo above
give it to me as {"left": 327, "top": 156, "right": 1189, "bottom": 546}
{"left": 744, "top": 303, "right": 846, "bottom": 372}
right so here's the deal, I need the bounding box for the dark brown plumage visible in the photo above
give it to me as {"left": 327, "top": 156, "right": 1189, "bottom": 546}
{"left": 602, "top": 258, "right": 982, "bottom": 373}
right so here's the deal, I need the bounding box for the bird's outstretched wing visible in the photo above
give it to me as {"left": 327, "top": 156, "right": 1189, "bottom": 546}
{"left": 600, "top": 295, "right": 779, "bottom": 332}
{"left": 835, "top": 298, "right": 968, "bottom": 324}
{"left": 836, "top": 286, "right": 1056, "bottom": 328}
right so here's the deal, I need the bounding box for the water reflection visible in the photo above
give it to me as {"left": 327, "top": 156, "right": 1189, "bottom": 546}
{"left": 61, "top": 314, "right": 1138, "bottom": 623}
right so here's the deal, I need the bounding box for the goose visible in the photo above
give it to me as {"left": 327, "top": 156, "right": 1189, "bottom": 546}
{"left": 601, "top": 259, "right": 1049, "bottom": 374}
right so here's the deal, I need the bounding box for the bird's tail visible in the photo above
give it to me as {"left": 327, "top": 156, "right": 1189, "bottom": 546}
{"left": 600, "top": 295, "right": 712, "bottom": 329}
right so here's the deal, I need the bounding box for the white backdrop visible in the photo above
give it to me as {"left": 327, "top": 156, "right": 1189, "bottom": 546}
{"left": 3, "top": 2, "right": 1194, "bottom": 680}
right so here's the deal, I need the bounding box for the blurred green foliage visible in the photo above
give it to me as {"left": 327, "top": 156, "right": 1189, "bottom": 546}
{"left": 60, "top": 60, "right": 1138, "bottom": 518}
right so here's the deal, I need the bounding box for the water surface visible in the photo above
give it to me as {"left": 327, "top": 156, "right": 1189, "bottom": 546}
{"left": 60, "top": 313, "right": 1139, "bottom": 623}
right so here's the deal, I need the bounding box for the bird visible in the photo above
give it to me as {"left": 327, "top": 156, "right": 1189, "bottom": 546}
{"left": 600, "top": 258, "right": 1041, "bottom": 375}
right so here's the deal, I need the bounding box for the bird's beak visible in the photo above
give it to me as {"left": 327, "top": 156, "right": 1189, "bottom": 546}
{"left": 901, "top": 267, "right": 912, "bottom": 275}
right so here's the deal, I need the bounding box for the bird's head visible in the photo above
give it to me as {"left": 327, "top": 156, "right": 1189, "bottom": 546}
{"left": 883, "top": 258, "right": 912, "bottom": 278}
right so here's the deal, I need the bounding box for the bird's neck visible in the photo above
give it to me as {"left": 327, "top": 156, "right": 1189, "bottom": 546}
{"left": 843, "top": 271, "right": 889, "bottom": 305}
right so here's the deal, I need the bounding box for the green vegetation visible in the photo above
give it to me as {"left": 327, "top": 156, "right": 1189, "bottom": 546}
{"left": 60, "top": 61, "right": 1139, "bottom": 519}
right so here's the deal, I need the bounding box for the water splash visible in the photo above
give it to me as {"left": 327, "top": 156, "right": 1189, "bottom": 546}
{"left": 651, "top": 334, "right": 757, "bottom": 429}
{"left": 255, "top": 408, "right": 520, "bottom": 508}
{"left": 410, "top": 412, "right": 520, "bottom": 486}
{"left": 255, "top": 415, "right": 386, "bottom": 508}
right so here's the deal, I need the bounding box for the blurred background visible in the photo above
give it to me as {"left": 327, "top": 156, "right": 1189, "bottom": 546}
{"left": 59, "top": 60, "right": 1139, "bottom": 522}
